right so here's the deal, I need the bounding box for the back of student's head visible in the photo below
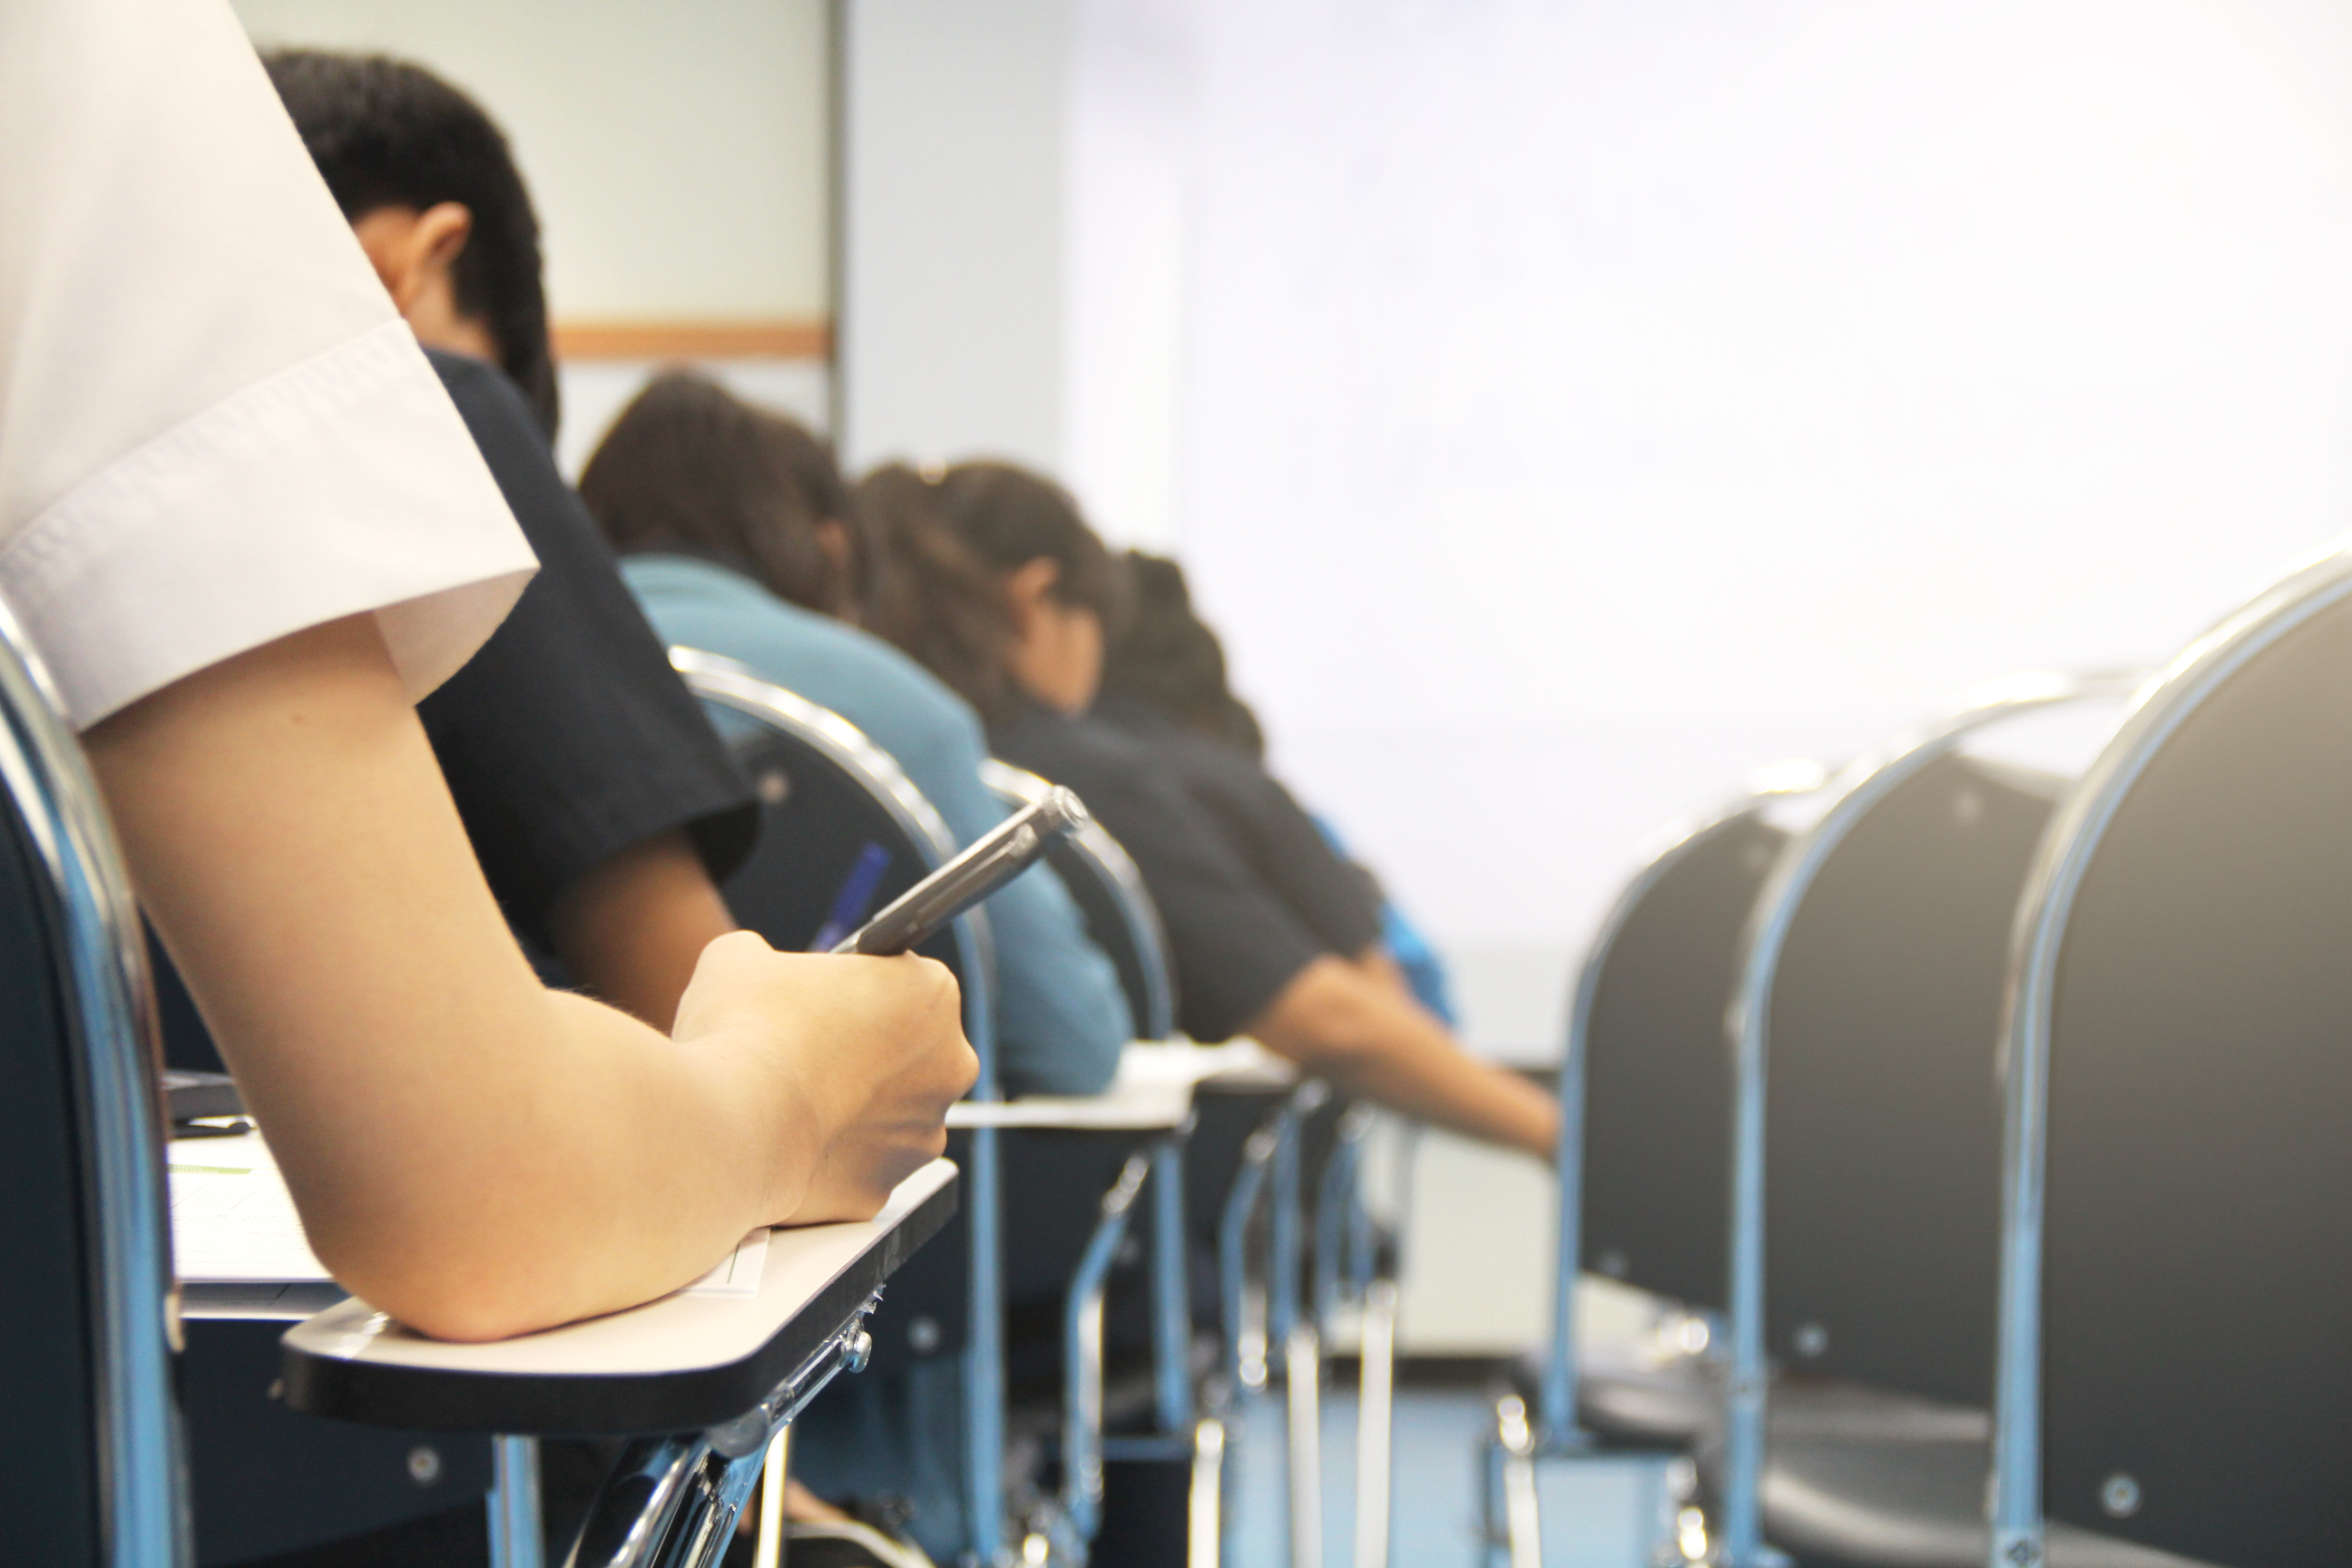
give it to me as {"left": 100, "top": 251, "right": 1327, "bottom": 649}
{"left": 855, "top": 464, "right": 1014, "bottom": 720}
{"left": 1102, "top": 552, "right": 1266, "bottom": 758}
{"left": 928, "top": 463, "right": 1124, "bottom": 626}
{"left": 264, "top": 49, "right": 559, "bottom": 437}
{"left": 578, "top": 372, "right": 857, "bottom": 618}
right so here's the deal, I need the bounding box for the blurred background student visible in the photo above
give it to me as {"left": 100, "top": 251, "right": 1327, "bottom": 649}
{"left": 579, "top": 370, "right": 1130, "bottom": 1096}
{"left": 861, "top": 461, "right": 1558, "bottom": 1161}
{"left": 1100, "top": 549, "right": 1460, "bottom": 1025}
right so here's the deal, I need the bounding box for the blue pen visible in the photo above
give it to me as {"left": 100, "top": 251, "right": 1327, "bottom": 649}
{"left": 809, "top": 841, "right": 893, "bottom": 952}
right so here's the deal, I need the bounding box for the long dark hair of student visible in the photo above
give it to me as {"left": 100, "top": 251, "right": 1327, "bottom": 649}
{"left": 265, "top": 49, "right": 562, "bottom": 438}
{"left": 578, "top": 372, "right": 858, "bottom": 618}
{"left": 930, "top": 462, "right": 1125, "bottom": 627}
{"left": 1102, "top": 551, "right": 1267, "bottom": 758}
{"left": 854, "top": 465, "right": 1015, "bottom": 720}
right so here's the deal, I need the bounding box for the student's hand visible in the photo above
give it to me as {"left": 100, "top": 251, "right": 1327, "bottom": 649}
{"left": 671, "top": 932, "right": 976, "bottom": 1225}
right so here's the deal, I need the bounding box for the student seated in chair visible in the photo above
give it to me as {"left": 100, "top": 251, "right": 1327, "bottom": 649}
{"left": 5, "top": 0, "right": 975, "bottom": 1355}
{"left": 1097, "top": 547, "right": 1462, "bottom": 1026}
{"left": 859, "top": 462, "right": 1558, "bottom": 1161}
{"left": 576, "top": 372, "right": 1129, "bottom": 1097}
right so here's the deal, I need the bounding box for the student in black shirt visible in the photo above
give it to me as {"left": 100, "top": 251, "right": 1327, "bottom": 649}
{"left": 1098, "top": 548, "right": 1463, "bottom": 1021}
{"left": 261, "top": 48, "right": 756, "bottom": 1030}
{"left": 858, "top": 462, "right": 1559, "bottom": 1161}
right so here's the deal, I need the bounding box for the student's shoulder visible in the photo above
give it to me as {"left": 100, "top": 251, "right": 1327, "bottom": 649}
{"left": 424, "top": 347, "right": 541, "bottom": 438}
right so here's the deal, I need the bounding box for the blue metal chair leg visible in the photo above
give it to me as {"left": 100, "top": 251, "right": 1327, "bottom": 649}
{"left": 488, "top": 1436, "right": 543, "bottom": 1568}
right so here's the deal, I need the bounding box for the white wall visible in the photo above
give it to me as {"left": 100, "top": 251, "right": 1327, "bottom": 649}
{"left": 837, "top": 0, "right": 1073, "bottom": 473}
{"left": 1061, "top": 0, "right": 2352, "bottom": 1062}
{"left": 230, "top": 0, "right": 833, "bottom": 323}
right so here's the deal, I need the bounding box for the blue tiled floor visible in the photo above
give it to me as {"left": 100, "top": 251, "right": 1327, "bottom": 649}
{"left": 1220, "top": 1383, "right": 1673, "bottom": 1568}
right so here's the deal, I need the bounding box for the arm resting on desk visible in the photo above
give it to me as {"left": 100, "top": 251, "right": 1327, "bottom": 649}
{"left": 1249, "top": 955, "right": 1557, "bottom": 1161}
{"left": 91, "top": 616, "right": 975, "bottom": 1342}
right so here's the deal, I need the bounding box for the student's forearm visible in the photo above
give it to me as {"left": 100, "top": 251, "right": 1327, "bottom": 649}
{"left": 87, "top": 616, "right": 970, "bottom": 1341}
{"left": 1250, "top": 956, "right": 1558, "bottom": 1161}
{"left": 286, "top": 987, "right": 809, "bottom": 1341}
{"left": 550, "top": 828, "right": 739, "bottom": 1031}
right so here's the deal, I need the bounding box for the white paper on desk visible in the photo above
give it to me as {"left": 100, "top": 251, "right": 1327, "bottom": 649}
{"left": 170, "top": 1147, "right": 329, "bottom": 1283}
{"left": 681, "top": 1230, "right": 769, "bottom": 1298}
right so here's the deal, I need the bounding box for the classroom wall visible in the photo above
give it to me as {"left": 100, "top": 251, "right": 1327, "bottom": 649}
{"left": 229, "top": 0, "right": 837, "bottom": 466}
{"left": 836, "top": 0, "right": 1073, "bottom": 475}
{"left": 1057, "top": 0, "right": 2352, "bottom": 1070}
{"left": 230, "top": 0, "right": 832, "bottom": 322}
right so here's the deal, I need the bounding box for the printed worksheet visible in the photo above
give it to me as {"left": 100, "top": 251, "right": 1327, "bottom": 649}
{"left": 169, "top": 1139, "right": 327, "bottom": 1282}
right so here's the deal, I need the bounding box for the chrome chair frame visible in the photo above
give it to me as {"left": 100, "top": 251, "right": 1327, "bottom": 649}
{"left": 0, "top": 593, "right": 187, "bottom": 1563}
{"left": 674, "top": 649, "right": 1007, "bottom": 1565}
{"left": 1985, "top": 550, "right": 2352, "bottom": 1568}
{"left": 1485, "top": 766, "right": 1825, "bottom": 1568}
{"left": 1713, "top": 671, "right": 2141, "bottom": 1567}
{"left": 983, "top": 759, "right": 1177, "bottom": 1042}
{"left": 1532, "top": 760, "right": 1832, "bottom": 1457}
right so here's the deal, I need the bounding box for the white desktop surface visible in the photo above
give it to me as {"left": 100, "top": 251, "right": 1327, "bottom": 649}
{"left": 945, "top": 1039, "right": 1295, "bottom": 1130}
{"left": 279, "top": 1159, "right": 955, "bottom": 1377}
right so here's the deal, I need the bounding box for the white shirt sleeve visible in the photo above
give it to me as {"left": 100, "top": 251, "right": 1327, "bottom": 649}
{"left": 0, "top": 0, "right": 537, "bottom": 730}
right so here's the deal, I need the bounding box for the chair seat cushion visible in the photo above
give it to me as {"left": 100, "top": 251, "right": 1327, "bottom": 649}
{"left": 1755, "top": 1431, "right": 2213, "bottom": 1568}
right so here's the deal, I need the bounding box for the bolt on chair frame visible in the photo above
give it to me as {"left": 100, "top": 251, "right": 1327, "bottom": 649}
{"left": 1986, "top": 550, "right": 2352, "bottom": 1568}
{"left": 676, "top": 651, "right": 1007, "bottom": 1565}
{"left": 1710, "top": 671, "right": 2141, "bottom": 1568}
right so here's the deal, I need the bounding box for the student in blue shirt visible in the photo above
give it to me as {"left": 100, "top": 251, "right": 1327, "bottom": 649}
{"left": 577, "top": 372, "right": 1130, "bottom": 1099}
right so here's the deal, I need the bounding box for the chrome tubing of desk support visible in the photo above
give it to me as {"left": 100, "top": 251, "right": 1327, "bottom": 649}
{"left": 0, "top": 599, "right": 187, "bottom": 1563}
{"left": 1714, "top": 672, "right": 2145, "bottom": 1568}
{"left": 1220, "top": 1114, "right": 1285, "bottom": 1391}
{"left": 1312, "top": 1106, "right": 1375, "bottom": 1328}
{"left": 1354, "top": 1280, "right": 1399, "bottom": 1568}
{"left": 1984, "top": 564, "right": 2352, "bottom": 1567}
{"left": 1494, "top": 1397, "right": 1542, "bottom": 1568}
{"left": 1535, "top": 764, "right": 1829, "bottom": 1454}
{"left": 1267, "top": 1083, "right": 1327, "bottom": 1357}
{"left": 1063, "top": 1152, "right": 1156, "bottom": 1551}
{"left": 489, "top": 1437, "right": 544, "bottom": 1568}
{"left": 1189, "top": 1416, "right": 1227, "bottom": 1568}
{"left": 1152, "top": 1134, "right": 1195, "bottom": 1434}
{"left": 564, "top": 1435, "right": 708, "bottom": 1568}
{"left": 1287, "top": 1320, "right": 1324, "bottom": 1568}
{"left": 565, "top": 1297, "right": 885, "bottom": 1568}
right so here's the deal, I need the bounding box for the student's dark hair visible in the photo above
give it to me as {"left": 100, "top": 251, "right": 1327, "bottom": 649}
{"left": 577, "top": 372, "right": 858, "bottom": 618}
{"left": 931, "top": 463, "right": 1126, "bottom": 626}
{"left": 264, "top": 49, "right": 560, "bottom": 438}
{"left": 1102, "top": 552, "right": 1266, "bottom": 758}
{"left": 855, "top": 465, "right": 1014, "bottom": 719}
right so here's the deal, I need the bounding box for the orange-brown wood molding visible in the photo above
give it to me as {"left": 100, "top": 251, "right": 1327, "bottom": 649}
{"left": 552, "top": 318, "right": 832, "bottom": 361}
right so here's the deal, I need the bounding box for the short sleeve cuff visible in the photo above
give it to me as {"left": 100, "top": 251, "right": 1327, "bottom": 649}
{"left": 1, "top": 319, "right": 536, "bottom": 729}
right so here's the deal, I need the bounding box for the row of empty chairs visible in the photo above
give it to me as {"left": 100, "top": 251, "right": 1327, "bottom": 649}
{"left": 1494, "top": 541, "right": 2352, "bottom": 1567}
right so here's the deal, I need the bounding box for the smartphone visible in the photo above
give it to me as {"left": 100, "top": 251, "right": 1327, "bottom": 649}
{"left": 832, "top": 786, "right": 1092, "bottom": 956}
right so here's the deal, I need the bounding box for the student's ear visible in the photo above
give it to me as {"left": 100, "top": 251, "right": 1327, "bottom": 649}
{"left": 1003, "top": 556, "right": 1063, "bottom": 632}
{"left": 410, "top": 201, "right": 475, "bottom": 286}
{"left": 349, "top": 201, "right": 475, "bottom": 316}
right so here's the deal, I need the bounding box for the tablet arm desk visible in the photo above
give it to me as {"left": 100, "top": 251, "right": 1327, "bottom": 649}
{"left": 273, "top": 1160, "right": 957, "bottom": 1568}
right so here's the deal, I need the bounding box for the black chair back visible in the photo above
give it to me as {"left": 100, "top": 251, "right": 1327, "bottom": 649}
{"left": 2028, "top": 584, "right": 2352, "bottom": 1563}
{"left": 0, "top": 609, "right": 184, "bottom": 1566}
{"left": 1580, "top": 811, "right": 1786, "bottom": 1309}
{"left": 1763, "top": 751, "right": 2061, "bottom": 1407}
{"left": 983, "top": 759, "right": 1176, "bottom": 1041}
